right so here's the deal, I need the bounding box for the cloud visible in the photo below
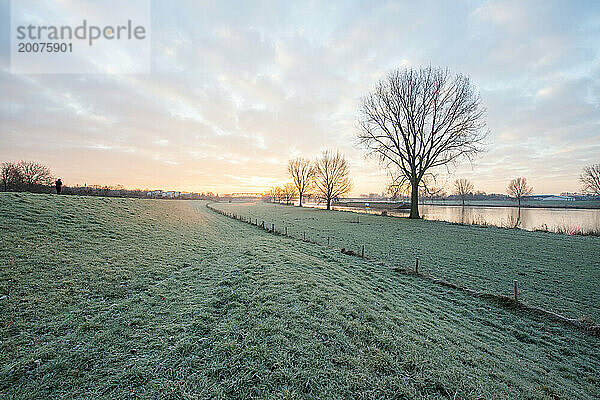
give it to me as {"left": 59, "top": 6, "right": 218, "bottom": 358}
{"left": 1, "top": 0, "right": 599, "bottom": 194}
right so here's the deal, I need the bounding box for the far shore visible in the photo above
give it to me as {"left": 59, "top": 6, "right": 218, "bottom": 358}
{"left": 332, "top": 200, "right": 600, "bottom": 210}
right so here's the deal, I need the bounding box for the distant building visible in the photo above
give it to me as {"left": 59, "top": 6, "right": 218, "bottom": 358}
{"left": 534, "top": 195, "right": 575, "bottom": 201}
{"left": 160, "top": 191, "right": 181, "bottom": 198}
{"left": 147, "top": 190, "right": 163, "bottom": 198}
{"left": 223, "top": 192, "right": 263, "bottom": 199}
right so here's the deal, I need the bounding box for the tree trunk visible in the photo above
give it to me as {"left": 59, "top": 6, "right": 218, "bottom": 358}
{"left": 462, "top": 198, "right": 465, "bottom": 206}
{"left": 326, "top": 197, "right": 331, "bottom": 210}
{"left": 299, "top": 193, "right": 303, "bottom": 207}
{"left": 409, "top": 181, "right": 420, "bottom": 219}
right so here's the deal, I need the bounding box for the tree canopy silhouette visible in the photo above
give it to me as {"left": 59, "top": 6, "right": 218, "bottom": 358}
{"left": 358, "top": 66, "right": 488, "bottom": 218}
{"left": 313, "top": 150, "right": 352, "bottom": 210}
{"left": 580, "top": 164, "right": 600, "bottom": 195}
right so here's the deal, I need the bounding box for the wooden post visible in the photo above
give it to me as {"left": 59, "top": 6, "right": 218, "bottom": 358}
{"left": 415, "top": 257, "right": 419, "bottom": 274}
{"left": 361, "top": 245, "right": 365, "bottom": 258}
{"left": 303, "top": 231, "right": 306, "bottom": 241}
{"left": 271, "top": 223, "right": 274, "bottom": 233}
{"left": 513, "top": 280, "right": 518, "bottom": 302}
{"left": 327, "top": 237, "right": 330, "bottom": 246}
{"left": 285, "top": 226, "right": 287, "bottom": 236}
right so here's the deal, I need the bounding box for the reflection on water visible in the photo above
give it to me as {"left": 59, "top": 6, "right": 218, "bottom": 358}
{"left": 305, "top": 203, "right": 600, "bottom": 234}
{"left": 417, "top": 205, "right": 600, "bottom": 233}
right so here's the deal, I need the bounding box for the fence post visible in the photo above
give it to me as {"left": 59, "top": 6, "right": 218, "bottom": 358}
{"left": 513, "top": 280, "right": 518, "bottom": 302}
{"left": 361, "top": 245, "right": 365, "bottom": 258}
{"left": 415, "top": 257, "right": 419, "bottom": 274}
{"left": 285, "top": 226, "right": 287, "bottom": 236}
{"left": 327, "top": 237, "right": 330, "bottom": 246}
{"left": 272, "top": 223, "right": 274, "bottom": 233}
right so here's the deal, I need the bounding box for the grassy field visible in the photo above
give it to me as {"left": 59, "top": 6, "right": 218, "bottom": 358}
{"left": 1, "top": 193, "right": 599, "bottom": 399}
{"left": 212, "top": 202, "right": 600, "bottom": 322}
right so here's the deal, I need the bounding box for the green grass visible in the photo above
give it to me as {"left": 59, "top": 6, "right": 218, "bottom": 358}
{"left": 212, "top": 202, "right": 600, "bottom": 322}
{"left": 1, "top": 193, "right": 599, "bottom": 399}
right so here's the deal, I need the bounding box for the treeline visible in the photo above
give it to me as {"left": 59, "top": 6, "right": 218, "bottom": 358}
{"left": 1, "top": 161, "right": 54, "bottom": 193}
{"left": 64, "top": 185, "right": 149, "bottom": 198}
{"left": 1, "top": 160, "right": 220, "bottom": 200}
{"left": 266, "top": 150, "right": 352, "bottom": 210}
{"left": 0, "top": 160, "right": 148, "bottom": 197}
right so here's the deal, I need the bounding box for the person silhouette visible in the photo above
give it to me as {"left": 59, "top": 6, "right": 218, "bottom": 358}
{"left": 55, "top": 178, "right": 62, "bottom": 194}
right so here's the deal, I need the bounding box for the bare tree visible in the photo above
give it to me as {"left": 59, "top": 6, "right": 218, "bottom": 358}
{"left": 507, "top": 177, "right": 533, "bottom": 207}
{"left": 420, "top": 175, "right": 444, "bottom": 204}
{"left": 269, "top": 186, "right": 284, "bottom": 203}
{"left": 18, "top": 160, "right": 53, "bottom": 188}
{"left": 386, "top": 175, "right": 408, "bottom": 201}
{"left": 454, "top": 178, "right": 474, "bottom": 206}
{"left": 288, "top": 157, "right": 314, "bottom": 207}
{"left": 282, "top": 183, "right": 298, "bottom": 205}
{"left": 387, "top": 174, "right": 442, "bottom": 204}
{"left": 1, "top": 162, "right": 24, "bottom": 191}
{"left": 580, "top": 164, "right": 600, "bottom": 195}
{"left": 313, "top": 150, "right": 352, "bottom": 210}
{"left": 357, "top": 66, "right": 488, "bottom": 218}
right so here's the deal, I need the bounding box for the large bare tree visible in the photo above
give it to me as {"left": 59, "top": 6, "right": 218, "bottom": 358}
{"left": 287, "top": 157, "right": 314, "bottom": 207}
{"left": 507, "top": 177, "right": 533, "bottom": 207}
{"left": 357, "top": 66, "right": 488, "bottom": 218}
{"left": 313, "top": 150, "right": 352, "bottom": 210}
{"left": 580, "top": 164, "right": 600, "bottom": 195}
{"left": 454, "top": 178, "right": 474, "bottom": 206}
{"left": 18, "top": 160, "right": 53, "bottom": 188}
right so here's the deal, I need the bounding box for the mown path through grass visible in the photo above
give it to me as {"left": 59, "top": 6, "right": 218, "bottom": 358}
{"left": 1, "top": 194, "right": 599, "bottom": 399}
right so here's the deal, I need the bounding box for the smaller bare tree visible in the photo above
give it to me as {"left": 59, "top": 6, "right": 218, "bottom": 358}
{"left": 313, "top": 150, "right": 352, "bottom": 210}
{"left": 288, "top": 158, "right": 314, "bottom": 207}
{"left": 580, "top": 164, "right": 600, "bottom": 195}
{"left": 454, "top": 179, "right": 474, "bottom": 206}
{"left": 18, "top": 160, "right": 53, "bottom": 188}
{"left": 1, "top": 162, "right": 24, "bottom": 191}
{"left": 271, "top": 186, "right": 284, "bottom": 203}
{"left": 282, "top": 183, "right": 298, "bottom": 205}
{"left": 507, "top": 177, "right": 533, "bottom": 207}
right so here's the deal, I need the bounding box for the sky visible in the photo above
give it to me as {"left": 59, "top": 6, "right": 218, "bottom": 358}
{"left": 1, "top": 0, "right": 599, "bottom": 195}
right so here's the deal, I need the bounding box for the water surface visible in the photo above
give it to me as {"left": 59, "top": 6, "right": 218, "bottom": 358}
{"left": 306, "top": 202, "right": 600, "bottom": 233}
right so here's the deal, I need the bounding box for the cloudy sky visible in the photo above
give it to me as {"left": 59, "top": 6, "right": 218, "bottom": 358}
{"left": 1, "top": 0, "right": 599, "bottom": 195}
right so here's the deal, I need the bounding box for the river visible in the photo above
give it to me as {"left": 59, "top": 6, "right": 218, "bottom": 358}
{"left": 305, "top": 203, "right": 600, "bottom": 234}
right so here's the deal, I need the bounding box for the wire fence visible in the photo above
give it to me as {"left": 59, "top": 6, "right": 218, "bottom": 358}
{"left": 206, "top": 202, "right": 600, "bottom": 336}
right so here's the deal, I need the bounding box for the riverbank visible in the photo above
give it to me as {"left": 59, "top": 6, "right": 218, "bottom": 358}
{"left": 213, "top": 201, "right": 600, "bottom": 322}
{"left": 316, "top": 201, "right": 600, "bottom": 236}
{"left": 334, "top": 199, "right": 600, "bottom": 210}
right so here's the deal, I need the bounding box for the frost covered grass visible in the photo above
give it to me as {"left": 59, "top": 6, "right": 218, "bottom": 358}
{"left": 213, "top": 202, "right": 600, "bottom": 322}
{"left": 1, "top": 193, "right": 599, "bottom": 399}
